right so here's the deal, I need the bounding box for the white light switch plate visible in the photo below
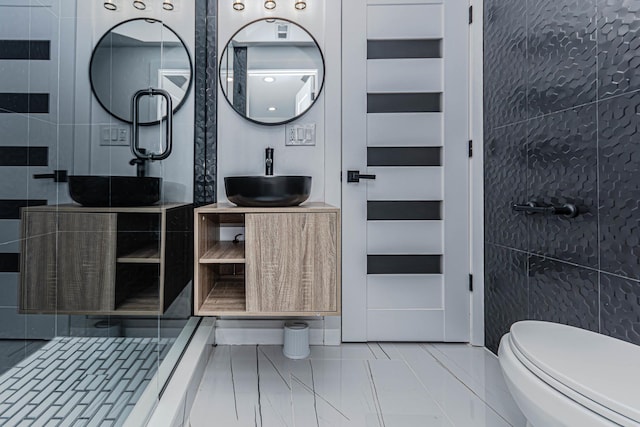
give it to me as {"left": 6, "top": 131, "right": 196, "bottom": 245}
{"left": 285, "top": 123, "right": 316, "bottom": 146}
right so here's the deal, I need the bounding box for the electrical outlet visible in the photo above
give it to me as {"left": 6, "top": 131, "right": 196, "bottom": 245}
{"left": 100, "top": 126, "right": 129, "bottom": 146}
{"left": 285, "top": 123, "right": 316, "bottom": 146}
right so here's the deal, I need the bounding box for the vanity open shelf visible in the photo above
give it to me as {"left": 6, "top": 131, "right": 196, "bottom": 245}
{"left": 200, "top": 242, "right": 245, "bottom": 263}
{"left": 19, "top": 203, "right": 193, "bottom": 316}
{"left": 194, "top": 203, "right": 341, "bottom": 317}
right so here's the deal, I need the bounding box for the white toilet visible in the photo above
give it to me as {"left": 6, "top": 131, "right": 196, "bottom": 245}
{"left": 498, "top": 321, "right": 640, "bottom": 427}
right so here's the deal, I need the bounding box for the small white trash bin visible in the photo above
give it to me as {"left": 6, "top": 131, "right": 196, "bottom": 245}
{"left": 283, "top": 321, "right": 310, "bottom": 359}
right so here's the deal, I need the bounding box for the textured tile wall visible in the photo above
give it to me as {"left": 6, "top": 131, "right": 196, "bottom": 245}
{"left": 194, "top": 0, "right": 217, "bottom": 206}
{"left": 484, "top": 0, "right": 640, "bottom": 353}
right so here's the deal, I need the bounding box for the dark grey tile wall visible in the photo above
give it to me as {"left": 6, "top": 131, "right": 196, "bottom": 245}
{"left": 484, "top": 0, "right": 640, "bottom": 353}
{"left": 194, "top": 0, "right": 217, "bottom": 206}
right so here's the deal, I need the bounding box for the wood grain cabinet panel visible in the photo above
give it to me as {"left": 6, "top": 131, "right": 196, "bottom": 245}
{"left": 21, "top": 212, "right": 117, "bottom": 312}
{"left": 56, "top": 213, "right": 117, "bottom": 311}
{"left": 20, "top": 204, "right": 192, "bottom": 315}
{"left": 21, "top": 212, "right": 58, "bottom": 312}
{"left": 246, "top": 212, "right": 337, "bottom": 313}
{"left": 193, "top": 203, "right": 341, "bottom": 317}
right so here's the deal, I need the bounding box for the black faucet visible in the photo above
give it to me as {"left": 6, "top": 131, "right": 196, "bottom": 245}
{"left": 129, "top": 148, "right": 148, "bottom": 177}
{"left": 265, "top": 147, "right": 274, "bottom": 176}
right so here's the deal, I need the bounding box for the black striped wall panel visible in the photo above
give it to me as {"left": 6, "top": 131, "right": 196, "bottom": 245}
{"left": 368, "top": 255, "right": 442, "bottom": 274}
{"left": 0, "top": 93, "right": 49, "bottom": 114}
{"left": 0, "top": 40, "right": 50, "bottom": 60}
{"left": 368, "top": 147, "right": 442, "bottom": 167}
{"left": 368, "top": 201, "right": 442, "bottom": 220}
{"left": 367, "top": 93, "right": 441, "bottom": 113}
{"left": 0, "top": 147, "right": 48, "bottom": 167}
{"left": 367, "top": 39, "right": 442, "bottom": 59}
{"left": 0, "top": 200, "right": 47, "bottom": 220}
{"left": 0, "top": 253, "right": 19, "bottom": 273}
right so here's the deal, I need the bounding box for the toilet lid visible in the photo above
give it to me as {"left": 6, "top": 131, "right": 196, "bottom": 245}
{"left": 510, "top": 321, "right": 640, "bottom": 424}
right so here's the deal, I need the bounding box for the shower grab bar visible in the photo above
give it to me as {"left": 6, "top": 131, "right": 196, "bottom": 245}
{"left": 131, "top": 88, "right": 173, "bottom": 161}
{"left": 512, "top": 202, "right": 579, "bottom": 218}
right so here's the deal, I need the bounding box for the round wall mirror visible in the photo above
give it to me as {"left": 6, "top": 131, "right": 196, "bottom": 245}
{"left": 219, "top": 18, "right": 325, "bottom": 125}
{"left": 90, "top": 18, "right": 193, "bottom": 125}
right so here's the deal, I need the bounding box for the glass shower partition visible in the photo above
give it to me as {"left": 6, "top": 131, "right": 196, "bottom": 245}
{"left": 0, "top": 1, "right": 197, "bottom": 425}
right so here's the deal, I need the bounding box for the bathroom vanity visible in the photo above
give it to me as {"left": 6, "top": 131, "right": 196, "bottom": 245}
{"left": 194, "top": 203, "right": 340, "bottom": 316}
{"left": 19, "top": 203, "right": 193, "bottom": 316}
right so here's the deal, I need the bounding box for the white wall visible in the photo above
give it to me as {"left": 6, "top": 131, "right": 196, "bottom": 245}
{"left": 215, "top": 0, "right": 342, "bottom": 344}
{"left": 74, "top": 1, "right": 195, "bottom": 203}
{"left": 216, "top": 0, "right": 341, "bottom": 207}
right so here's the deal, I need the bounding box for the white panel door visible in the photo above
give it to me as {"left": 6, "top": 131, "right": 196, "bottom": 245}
{"left": 342, "top": 0, "right": 470, "bottom": 342}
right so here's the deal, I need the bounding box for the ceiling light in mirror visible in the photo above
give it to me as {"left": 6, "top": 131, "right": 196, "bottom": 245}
{"left": 263, "top": 77, "right": 275, "bottom": 83}
{"left": 104, "top": 0, "right": 117, "bottom": 10}
{"left": 268, "top": 107, "right": 277, "bottom": 111}
{"left": 162, "top": 0, "right": 174, "bottom": 10}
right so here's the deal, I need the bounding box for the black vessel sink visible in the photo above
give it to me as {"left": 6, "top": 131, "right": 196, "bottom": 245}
{"left": 69, "top": 176, "right": 161, "bottom": 207}
{"left": 225, "top": 176, "right": 312, "bottom": 207}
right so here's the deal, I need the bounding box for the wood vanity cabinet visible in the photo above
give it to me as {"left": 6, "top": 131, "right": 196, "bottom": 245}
{"left": 194, "top": 203, "right": 341, "bottom": 316}
{"left": 20, "top": 203, "right": 193, "bottom": 315}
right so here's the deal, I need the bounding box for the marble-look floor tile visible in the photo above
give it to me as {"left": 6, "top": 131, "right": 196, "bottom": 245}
{"left": 424, "top": 344, "right": 526, "bottom": 426}
{"left": 190, "top": 344, "right": 526, "bottom": 427}
{"left": 393, "top": 344, "right": 513, "bottom": 427}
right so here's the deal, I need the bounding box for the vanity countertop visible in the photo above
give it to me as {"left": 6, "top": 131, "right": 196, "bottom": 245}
{"left": 196, "top": 202, "right": 339, "bottom": 213}
{"left": 22, "top": 202, "right": 191, "bottom": 213}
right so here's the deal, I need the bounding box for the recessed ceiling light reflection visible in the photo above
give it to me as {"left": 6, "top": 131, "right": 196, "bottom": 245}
{"left": 268, "top": 107, "right": 277, "bottom": 111}
{"left": 263, "top": 77, "right": 275, "bottom": 83}
{"left": 233, "top": 0, "right": 245, "bottom": 11}
{"left": 264, "top": 0, "right": 276, "bottom": 10}
{"left": 162, "top": 0, "right": 174, "bottom": 10}
{"left": 104, "top": 0, "right": 117, "bottom": 10}
{"left": 133, "top": 0, "right": 146, "bottom": 10}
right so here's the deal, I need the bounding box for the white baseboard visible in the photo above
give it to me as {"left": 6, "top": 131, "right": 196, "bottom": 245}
{"left": 215, "top": 318, "right": 341, "bottom": 346}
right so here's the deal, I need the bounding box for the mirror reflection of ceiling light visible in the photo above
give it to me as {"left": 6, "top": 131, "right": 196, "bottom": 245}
{"left": 162, "top": 0, "right": 174, "bottom": 10}
{"left": 264, "top": 0, "right": 276, "bottom": 10}
{"left": 104, "top": 0, "right": 117, "bottom": 10}
{"left": 295, "top": 0, "right": 306, "bottom": 9}
{"left": 268, "top": 107, "right": 277, "bottom": 111}
{"left": 227, "top": 77, "right": 234, "bottom": 82}
{"left": 263, "top": 77, "right": 275, "bottom": 83}
{"left": 133, "top": 0, "right": 146, "bottom": 10}
{"left": 233, "top": 0, "right": 245, "bottom": 10}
